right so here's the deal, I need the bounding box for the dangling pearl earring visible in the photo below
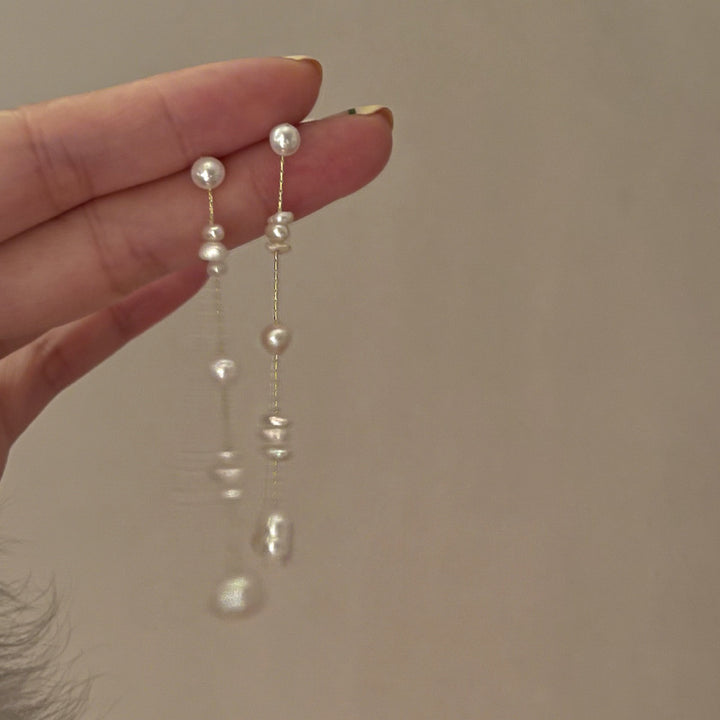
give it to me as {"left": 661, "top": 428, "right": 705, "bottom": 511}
{"left": 190, "top": 156, "right": 264, "bottom": 616}
{"left": 251, "top": 123, "right": 301, "bottom": 564}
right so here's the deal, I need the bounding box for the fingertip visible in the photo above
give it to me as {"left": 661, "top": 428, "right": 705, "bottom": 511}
{"left": 281, "top": 55, "right": 324, "bottom": 82}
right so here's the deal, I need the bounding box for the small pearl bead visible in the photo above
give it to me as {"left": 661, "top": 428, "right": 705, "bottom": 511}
{"left": 261, "top": 323, "right": 291, "bottom": 354}
{"left": 269, "top": 123, "right": 301, "bottom": 156}
{"left": 264, "top": 446, "right": 291, "bottom": 461}
{"left": 207, "top": 262, "right": 227, "bottom": 277}
{"left": 268, "top": 211, "right": 294, "bottom": 225}
{"left": 260, "top": 426, "right": 288, "bottom": 444}
{"left": 263, "top": 414, "right": 290, "bottom": 428}
{"left": 199, "top": 241, "right": 227, "bottom": 262}
{"left": 265, "top": 242, "right": 291, "bottom": 254}
{"left": 210, "top": 358, "right": 237, "bottom": 383}
{"left": 202, "top": 224, "right": 225, "bottom": 242}
{"left": 265, "top": 223, "right": 290, "bottom": 241}
{"left": 191, "top": 157, "right": 226, "bottom": 190}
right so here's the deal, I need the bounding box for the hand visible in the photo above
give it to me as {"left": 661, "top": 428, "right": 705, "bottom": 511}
{"left": 0, "top": 57, "right": 392, "bottom": 476}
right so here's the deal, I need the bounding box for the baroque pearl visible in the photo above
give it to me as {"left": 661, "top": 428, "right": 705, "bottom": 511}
{"left": 252, "top": 510, "right": 293, "bottom": 562}
{"left": 265, "top": 223, "right": 290, "bottom": 241}
{"left": 191, "top": 157, "right": 226, "bottom": 190}
{"left": 199, "top": 241, "right": 227, "bottom": 262}
{"left": 261, "top": 323, "right": 291, "bottom": 354}
{"left": 213, "top": 573, "right": 264, "bottom": 616}
{"left": 202, "top": 223, "right": 225, "bottom": 242}
{"left": 210, "top": 358, "right": 237, "bottom": 383}
{"left": 260, "top": 426, "right": 288, "bottom": 444}
{"left": 268, "top": 211, "right": 294, "bottom": 225}
{"left": 269, "top": 123, "right": 301, "bottom": 157}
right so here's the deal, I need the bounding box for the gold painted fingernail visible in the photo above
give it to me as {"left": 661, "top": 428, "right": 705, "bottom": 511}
{"left": 348, "top": 105, "right": 394, "bottom": 130}
{"left": 282, "top": 55, "right": 323, "bottom": 77}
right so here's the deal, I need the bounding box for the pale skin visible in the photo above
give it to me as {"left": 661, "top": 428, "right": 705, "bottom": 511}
{"left": 0, "top": 57, "right": 393, "bottom": 477}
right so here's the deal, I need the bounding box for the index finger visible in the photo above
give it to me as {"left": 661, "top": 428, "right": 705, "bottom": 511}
{"left": 0, "top": 56, "right": 322, "bottom": 240}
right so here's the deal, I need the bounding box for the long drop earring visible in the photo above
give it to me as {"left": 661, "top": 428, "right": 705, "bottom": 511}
{"left": 190, "top": 157, "right": 264, "bottom": 616}
{"left": 251, "top": 124, "right": 301, "bottom": 564}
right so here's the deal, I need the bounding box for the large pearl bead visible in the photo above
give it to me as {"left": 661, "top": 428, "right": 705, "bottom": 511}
{"left": 261, "top": 323, "right": 291, "bottom": 354}
{"left": 191, "top": 157, "right": 226, "bottom": 190}
{"left": 269, "top": 124, "right": 301, "bottom": 157}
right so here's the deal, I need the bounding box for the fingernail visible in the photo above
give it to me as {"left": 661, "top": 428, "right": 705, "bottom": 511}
{"left": 348, "top": 105, "right": 394, "bottom": 130}
{"left": 283, "top": 55, "right": 323, "bottom": 77}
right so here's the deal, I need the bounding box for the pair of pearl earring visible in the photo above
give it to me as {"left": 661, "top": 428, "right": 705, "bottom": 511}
{"left": 190, "top": 123, "right": 301, "bottom": 617}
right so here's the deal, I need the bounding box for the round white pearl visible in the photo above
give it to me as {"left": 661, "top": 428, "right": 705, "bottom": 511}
{"left": 213, "top": 573, "right": 264, "bottom": 616}
{"left": 206, "top": 261, "right": 227, "bottom": 277}
{"left": 202, "top": 223, "right": 225, "bottom": 242}
{"left": 261, "top": 323, "right": 291, "bottom": 354}
{"left": 191, "top": 157, "right": 226, "bottom": 190}
{"left": 268, "top": 211, "right": 294, "bottom": 225}
{"left": 210, "top": 358, "right": 237, "bottom": 383}
{"left": 265, "top": 223, "right": 290, "bottom": 241}
{"left": 269, "top": 123, "right": 301, "bottom": 157}
{"left": 199, "top": 241, "right": 228, "bottom": 262}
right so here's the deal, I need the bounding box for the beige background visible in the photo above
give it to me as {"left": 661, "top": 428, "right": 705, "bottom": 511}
{"left": 2, "top": 1, "right": 720, "bottom": 718}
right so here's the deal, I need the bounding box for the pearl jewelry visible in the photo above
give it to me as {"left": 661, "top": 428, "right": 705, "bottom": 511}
{"left": 252, "top": 510, "right": 293, "bottom": 563}
{"left": 269, "top": 123, "right": 301, "bottom": 157}
{"left": 265, "top": 242, "right": 291, "bottom": 254}
{"left": 210, "top": 358, "right": 237, "bottom": 383}
{"left": 206, "top": 262, "right": 227, "bottom": 277}
{"left": 260, "top": 426, "right": 288, "bottom": 444}
{"left": 263, "top": 414, "right": 290, "bottom": 428}
{"left": 264, "top": 446, "right": 291, "bottom": 461}
{"left": 199, "top": 241, "right": 228, "bottom": 263}
{"left": 191, "top": 155, "right": 266, "bottom": 616}
{"left": 202, "top": 223, "right": 225, "bottom": 242}
{"left": 269, "top": 211, "right": 294, "bottom": 225}
{"left": 261, "top": 323, "right": 291, "bottom": 354}
{"left": 191, "top": 156, "right": 226, "bottom": 190}
{"left": 265, "top": 223, "right": 290, "bottom": 241}
{"left": 213, "top": 573, "right": 264, "bottom": 616}
{"left": 251, "top": 124, "right": 300, "bottom": 568}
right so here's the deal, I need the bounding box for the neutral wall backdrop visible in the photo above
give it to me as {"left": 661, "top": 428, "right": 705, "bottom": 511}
{"left": 2, "top": 2, "right": 719, "bottom": 719}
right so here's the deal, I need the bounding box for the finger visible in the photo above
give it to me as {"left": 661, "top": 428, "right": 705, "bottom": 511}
{"left": 0, "top": 57, "right": 322, "bottom": 240}
{"left": 0, "top": 111, "right": 393, "bottom": 344}
{"left": 0, "top": 264, "right": 206, "bottom": 447}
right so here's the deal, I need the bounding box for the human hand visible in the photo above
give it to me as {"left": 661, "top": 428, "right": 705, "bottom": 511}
{"left": 0, "top": 57, "right": 392, "bottom": 476}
